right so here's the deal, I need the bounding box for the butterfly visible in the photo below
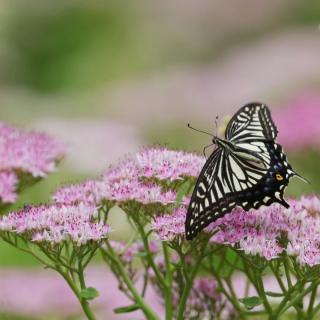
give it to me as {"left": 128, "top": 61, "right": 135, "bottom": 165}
{"left": 185, "top": 102, "right": 307, "bottom": 240}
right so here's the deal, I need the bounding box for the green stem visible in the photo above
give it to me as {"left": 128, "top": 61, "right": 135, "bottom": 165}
{"left": 270, "top": 263, "right": 287, "bottom": 294}
{"left": 283, "top": 257, "right": 293, "bottom": 290}
{"left": 102, "top": 245, "right": 159, "bottom": 320}
{"left": 136, "top": 223, "right": 167, "bottom": 289}
{"left": 312, "top": 302, "right": 320, "bottom": 318}
{"left": 255, "top": 273, "right": 274, "bottom": 319}
{"left": 275, "top": 279, "right": 319, "bottom": 318}
{"left": 78, "top": 260, "right": 87, "bottom": 290}
{"left": 176, "top": 240, "right": 208, "bottom": 320}
{"left": 225, "top": 277, "right": 239, "bottom": 303}
{"left": 270, "top": 259, "right": 306, "bottom": 317}
{"left": 163, "top": 243, "right": 173, "bottom": 320}
{"left": 245, "top": 310, "right": 267, "bottom": 316}
{"left": 244, "top": 277, "right": 250, "bottom": 298}
{"left": 58, "top": 268, "right": 96, "bottom": 320}
{"left": 212, "top": 276, "right": 245, "bottom": 319}
{"left": 308, "top": 286, "right": 317, "bottom": 318}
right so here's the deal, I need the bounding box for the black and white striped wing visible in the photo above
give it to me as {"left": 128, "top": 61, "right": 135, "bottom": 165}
{"left": 185, "top": 142, "right": 296, "bottom": 240}
{"left": 225, "top": 103, "right": 278, "bottom": 143}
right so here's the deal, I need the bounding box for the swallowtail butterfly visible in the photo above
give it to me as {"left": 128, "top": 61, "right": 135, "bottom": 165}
{"left": 185, "top": 103, "right": 307, "bottom": 240}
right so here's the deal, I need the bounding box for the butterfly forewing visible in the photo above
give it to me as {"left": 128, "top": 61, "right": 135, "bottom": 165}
{"left": 225, "top": 103, "right": 278, "bottom": 143}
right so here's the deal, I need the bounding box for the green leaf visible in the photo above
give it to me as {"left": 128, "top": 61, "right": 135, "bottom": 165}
{"left": 80, "top": 287, "right": 99, "bottom": 300}
{"left": 239, "top": 296, "right": 262, "bottom": 310}
{"left": 114, "top": 304, "right": 140, "bottom": 314}
{"left": 265, "top": 291, "right": 284, "bottom": 297}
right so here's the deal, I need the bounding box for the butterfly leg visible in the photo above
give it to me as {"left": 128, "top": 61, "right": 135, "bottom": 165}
{"left": 203, "top": 144, "right": 214, "bottom": 159}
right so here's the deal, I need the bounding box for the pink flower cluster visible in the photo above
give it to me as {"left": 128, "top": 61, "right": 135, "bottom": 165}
{"left": 151, "top": 207, "right": 186, "bottom": 241}
{"left": 106, "top": 179, "right": 177, "bottom": 205}
{"left": 275, "top": 92, "right": 320, "bottom": 151}
{"left": 136, "top": 147, "right": 204, "bottom": 181}
{"left": 54, "top": 178, "right": 177, "bottom": 206}
{"left": 53, "top": 180, "right": 109, "bottom": 205}
{"left": 103, "top": 158, "right": 140, "bottom": 182}
{"left": 152, "top": 196, "right": 320, "bottom": 266}
{"left": 55, "top": 147, "right": 201, "bottom": 207}
{"left": 0, "top": 203, "right": 109, "bottom": 246}
{"left": 0, "top": 122, "right": 64, "bottom": 203}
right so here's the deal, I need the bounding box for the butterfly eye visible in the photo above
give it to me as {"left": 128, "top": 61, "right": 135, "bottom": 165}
{"left": 276, "top": 173, "right": 284, "bottom": 181}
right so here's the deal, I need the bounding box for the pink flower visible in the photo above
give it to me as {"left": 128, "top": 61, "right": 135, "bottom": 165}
{"left": 53, "top": 180, "right": 109, "bottom": 205}
{"left": 102, "top": 147, "right": 204, "bottom": 183}
{"left": 136, "top": 147, "right": 205, "bottom": 181}
{"left": 0, "top": 171, "right": 18, "bottom": 203}
{"left": 0, "top": 203, "right": 109, "bottom": 246}
{"left": 123, "top": 182, "right": 176, "bottom": 205}
{"left": 151, "top": 207, "right": 186, "bottom": 241}
{"left": 103, "top": 158, "right": 140, "bottom": 183}
{"left": 55, "top": 178, "right": 176, "bottom": 206}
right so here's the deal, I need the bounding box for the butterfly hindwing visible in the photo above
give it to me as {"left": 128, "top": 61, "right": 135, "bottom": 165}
{"left": 186, "top": 142, "right": 295, "bottom": 240}
{"left": 236, "top": 142, "right": 295, "bottom": 211}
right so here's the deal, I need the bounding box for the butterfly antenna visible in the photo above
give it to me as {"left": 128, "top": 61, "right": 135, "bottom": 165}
{"left": 187, "top": 123, "right": 213, "bottom": 137}
{"left": 294, "top": 171, "right": 310, "bottom": 184}
{"left": 203, "top": 143, "right": 214, "bottom": 159}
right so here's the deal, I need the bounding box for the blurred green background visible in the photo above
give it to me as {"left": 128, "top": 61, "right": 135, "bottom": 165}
{"left": 0, "top": 0, "right": 319, "bottom": 317}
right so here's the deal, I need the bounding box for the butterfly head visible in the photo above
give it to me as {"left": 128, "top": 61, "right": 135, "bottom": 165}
{"left": 213, "top": 136, "right": 234, "bottom": 150}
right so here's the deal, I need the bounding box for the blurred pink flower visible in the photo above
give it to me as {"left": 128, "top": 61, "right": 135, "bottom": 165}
{"left": 0, "top": 266, "right": 163, "bottom": 319}
{"left": 0, "top": 203, "right": 109, "bottom": 246}
{"left": 0, "top": 122, "right": 64, "bottom": 177}
{"left": 275, "top": 93, "right": 320, "bottom": 151}
{"left": 110, "top": 239, "right": 159, "bottom": 264}
{"left": 0, "top": 122, "right": 64, "bottom": 204}
{"left": 0, "top": 171, "right": 18, "bottom": 203}
{"left": 109, "top": 240, "right": 138, "bottom": 263}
